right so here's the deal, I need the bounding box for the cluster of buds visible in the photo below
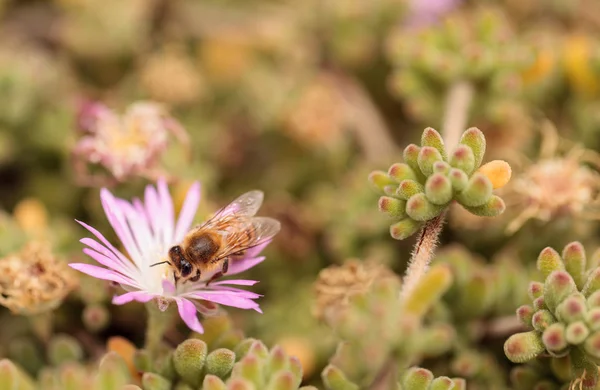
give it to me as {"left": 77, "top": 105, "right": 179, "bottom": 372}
{"left": 370, "top": 127, "right": 510, "bottom": 240}
{"left": 435, "top": 245, "right": 529, "bottom": 324}
{"left": 504, "top": 242, "right": 600, "bottom": 388}
{"left": 316, "top": 260, "right": 455, "bottom": 387}
{"left": 322, "top": 364, "right": 465, "bottom": 390}
{"left": 72, "top": 101, "right": 189, "bottom": 185}
{"left": 4, "top": 335, "right": 314, "bottom": 390}
{"left": 387, "top": 7, "right": 530, "bottom": 123}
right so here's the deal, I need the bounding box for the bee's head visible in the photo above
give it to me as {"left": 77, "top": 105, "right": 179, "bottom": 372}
{"left": 180, "top": 261, "right": 193, "bottom": 277}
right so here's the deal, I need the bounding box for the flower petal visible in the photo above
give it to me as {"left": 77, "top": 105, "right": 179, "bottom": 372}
{"left": 157, "top": 178, "right": 175, "bottom": 246}
{"left": 174, "top": 181, "right": 201, "bottom": 242}
{"left": 112, "top": 291, "right": 155, "bottom": 305}
{"left": 162, "top": 278, "right": 176, "bottom": 295}
{"left": 209, "top": 279, "right": 259, "bottom": 286}
{"left": 69, "top": 263, "right": 139, "bottom": 287}
{"left": 176, "top": 298, "right": 204, "bottom": 334}
{"left": 76, "top": 220, "right": 134, "bottom": 272}
{"left": 186, "top": 292, "right": 261, "bottom": 311}
{"left": 80, "top": 238, "right": 137, "bottom": 276}
{"left": 226, "top": 256, "right": 265, "bottom": 276}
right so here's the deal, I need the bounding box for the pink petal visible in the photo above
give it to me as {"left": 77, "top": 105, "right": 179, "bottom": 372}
{"left": 174, "top": 181, "right": 201, "bottom": 242}
{"left": 144, "top": 184, "right": 163, "bottom": 244}
{"left": 76, "top": 220, "right": 132, "bottom": 270}
{"left": 82, "top": 247, "right": 136, "bottom": 277}
{"left": 162, "top": 279, "right": 176, "bottom": 295}
{"left": 69, "top": 263, "right": 139, "bottom": 287}
{"left": 176, "top": 298, "right": 204, "bottom": 334}
{"left": 226, "top": 256, "right": 265, "bottom": 276}
{"left": 112, "top": 291, "right": 154, "bottom": 305}
{"left": 100, "top": 189, "right": 144, "bottom": 266}
{"left": 186, "top": 292, "right": 261, "bottom": 310}
{"left": 157, "top": 179, "right": 175, "bottom": 244}
{"left": 209, "top": 279, "right": 259, "bottom": 286}
{"left": 80, "top": 238, "right": 137, "bottom": 275}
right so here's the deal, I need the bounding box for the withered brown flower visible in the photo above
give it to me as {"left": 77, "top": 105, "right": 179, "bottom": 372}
{"left": 313, "top": 260, "right": 398, "bottom": 322}
{"left": 0, "top": 242, "right": 77, "bottom": 315}
{"left": 505, "top": 124, "right": 600, "bottom": 233}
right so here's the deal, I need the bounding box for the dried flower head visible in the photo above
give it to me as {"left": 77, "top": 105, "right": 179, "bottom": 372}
{"left": 313, "top": 260, "right": 397, "bottom": 321}
{"left": 72, "top": 101, "right": 189, "bottom": 184}
{"left": 0, "top": 242, "right": 77, "bottom": 315}
{"left": 506, "top": 126, "right": 600, "bottom": 234}
{"left": 284, "top": 73, "right": 345, "bottom": 148}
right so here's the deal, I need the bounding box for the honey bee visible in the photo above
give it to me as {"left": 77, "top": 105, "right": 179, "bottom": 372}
{"left": 153, "top": 190, "right": 280, "bottom": 285}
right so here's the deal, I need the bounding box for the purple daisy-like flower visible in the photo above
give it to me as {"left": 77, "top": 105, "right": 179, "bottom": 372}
{"left": 69, "top": 179, "right": 270, "bottom": 333}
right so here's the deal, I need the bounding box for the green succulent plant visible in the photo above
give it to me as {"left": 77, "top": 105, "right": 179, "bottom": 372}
{"left": 369, "top": 127, "right": 507, "bottom": 240}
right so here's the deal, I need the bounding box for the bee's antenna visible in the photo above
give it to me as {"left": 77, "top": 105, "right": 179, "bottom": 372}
{"left": 150, "top": 261, "right": 170, "bottom": 268}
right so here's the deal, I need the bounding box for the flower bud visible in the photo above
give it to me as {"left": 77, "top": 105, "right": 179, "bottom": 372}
{"left": 403, "top": 265, "right": 453, "bottom": 319}
{"left": 234, "top": 339, "right": 258, "bottom": 361}
{"left": 587, "top": 291, "right": 600, "bottom": 308}
{"left": 517, "top": 305, "right": 534, "bottom": 327}
{"left": 430, "top": 376, "right": 456, "bottom": 390}
{"left": 422, "top": 127, "right": 447, "bottom": 161}
{"left": 542, "top": 323, "right": 567, "bottom": 353}
{"left": 566, "top": 321, "right": 589, "bottom": 345}
{"left": 142, "top": 373, "right": 170, "bottom": 390}
{"left": 586, "top": 308, "right": 600, "bottom": 331}
{"left": 544, "top": 271, "right": 577, "bottom": 312}
{"left": 556, "top": 293, "right": 586, "bottom": 323}
{"left": 396, "top": 180, "right": 424, "bottom": 200}
{"left": 203, "top": 375, "right": 227, "bottom": 390}
{"left": 456, "top": 173, "right": 492, "bottom": 207}
{"left": 94, "top": 352, "right": 131, "bottom": 390}
{"left": 459, "top": 127, "right": 486, "bottom": 168}
{"left": 403, "top": 144, "right": 423, "bottom": 180}
{"left": 0, "top": 359, "right": 35, "bottom": 390}
{"left": 173, "top": 339, "right": 208, "bottom": 387}
{"left": 433, "top": 161, "right": 451, "bottom": 174}
{"left": 418, "top": 146, "right": 444, "bottom": 176}
{"left": 462, "top": 195, "right": 505, "bottom": 217}
{"left": 448, "top": 169, "right": 468, "bottom": 192}
{"left": 406, "top": 193, "right": 444, "bottom": 221}
{"left": 537, "top": 248, "right": 564, "bottom": 280}
{"left": 378, "top": 197, "right": 406, "bottom": 219}
{"left": 368, "top": 171, "right": 395, "bottom": 194}
{"left": 48, "top": 334, "right": 84, "bottom": 366}
{"left": 388, "top": 163, "right": 417, "bottom": 183}
{"left": 390, "top": 219, "right": 422, "bottom": 240}
{"left": 425, "top": 174, "right": 452, "bottom": 205}
{"left": 82, "top": 304, "right": 110, "bottom": 333}
{"left": 266, "top": 346, "right": 288, "bottom": 376}
{"left": 402, "top": 367, "right": 434, "bottom": 390}
{"left": 533, "top": 297, "right": 546, "bottom": 311}
{"left": 583, "top": 268, "right": 600, "bottom": 297}
{"left": 450, "top": 145, "right": 475, "bottom": 175}
{"left": 562, "top": 242, "right": 586, "bottom": 289}
{"left": 584, "top": 331, "right": 600, "bottom": 359}
{"left": 476, "top": 160, "right": 511, "bottom": 189}
{"left": 205, "top": 349, "right": 235, "bottom": 379}
{"left": 227, "top": 378, "right": 256, "bottom": 390}
{"left": 233, "top": 354, "right": 265, "bottom": 388}
{"left": 532, "top": 310, "right": 556, "bottom": 332}
{"left": 528, "top": 282, "right": 544, "bottom": 300}
{"left": 504, "top": 331, "right": 545, "bottom": 363}
{"left": 321, "top": 365, "right": 359, "bottom": 390}
{"left": 266, "top": 371, "right": 297, "bottom": 390}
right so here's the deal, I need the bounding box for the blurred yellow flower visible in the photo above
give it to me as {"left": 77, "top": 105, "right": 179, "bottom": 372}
{"left": 563, "top": 34, "right": 600, "bottom": 98}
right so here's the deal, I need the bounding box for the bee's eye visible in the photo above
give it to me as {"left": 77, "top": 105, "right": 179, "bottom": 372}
{"left": 181, "top": 262, "right": 193, "bottom": 277}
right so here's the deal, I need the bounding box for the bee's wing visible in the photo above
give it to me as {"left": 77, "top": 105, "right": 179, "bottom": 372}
{"left": 195, "top": 191, "right": 264, "bottom": 232}
{"left": 213, "top": 217, "right": 281, "bottom": 262}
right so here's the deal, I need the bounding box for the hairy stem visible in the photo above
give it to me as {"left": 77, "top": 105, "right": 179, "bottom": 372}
{"left": 145, "top": 300, "right": 174, "bottom": 357}
{"left": 442, "top": 80, "right": 474, "bottom": 150}
{"left": 399, "top": 212, "right": 446, "bottom": 303}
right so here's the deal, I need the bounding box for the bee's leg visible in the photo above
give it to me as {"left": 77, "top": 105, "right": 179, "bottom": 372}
{"left": 206, "top": 271, "right": 223, "bottom": 286}
{"left": 222, "top": 259, "right": 229, "bottom": 275}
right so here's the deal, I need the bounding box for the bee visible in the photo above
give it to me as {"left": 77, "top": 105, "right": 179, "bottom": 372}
{"left": 153, "top": 190, "right": 280, "bottom": 285}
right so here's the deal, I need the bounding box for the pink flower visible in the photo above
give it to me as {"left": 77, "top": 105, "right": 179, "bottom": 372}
{"left": 69, "top": 179, "right": 269, "bottom": 333}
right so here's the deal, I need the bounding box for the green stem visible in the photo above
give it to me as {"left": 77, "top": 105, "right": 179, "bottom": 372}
{"left": 145, "top": 300, "right": 174, "bottom": 357}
